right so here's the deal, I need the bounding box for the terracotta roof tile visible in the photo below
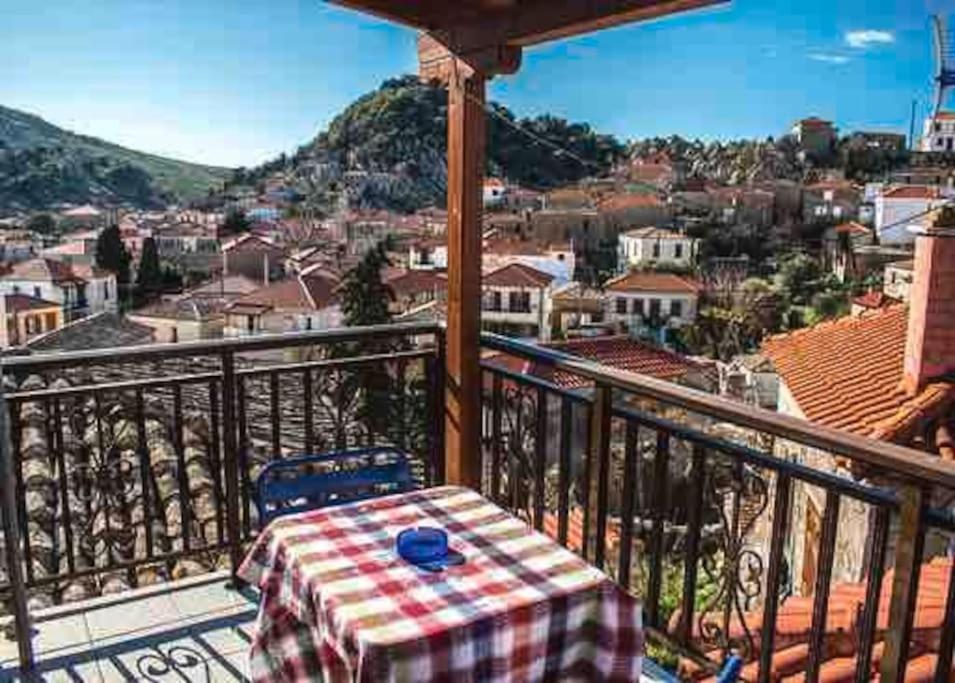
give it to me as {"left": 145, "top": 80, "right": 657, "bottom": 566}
{"left": 4, "top": 294, "right": 59, "bottom": 312}
{"left": 483, "top": 263, "right": 554, "bottom": 288}
{"left": 882, "top": 185, "right": 942, "bottom": 200}
{"left": 685, "top": 558, "right": 953, "bottom": 683}
{"left": 605, "top": 271, "right": 702, "bottom": 294}
{"left": 761, "top": 306, "right": 955, "bottom": 441}
{"left": 852, "top": 290, "right": 899, "bottom": 309}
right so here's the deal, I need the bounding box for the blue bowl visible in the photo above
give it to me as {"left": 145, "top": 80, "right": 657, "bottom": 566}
{"left": 396, "top": 527, "right": 465, "bottom": 571}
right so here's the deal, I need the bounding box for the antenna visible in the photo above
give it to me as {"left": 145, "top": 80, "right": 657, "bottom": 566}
{"left": 932, "top": 14, "right": 955, "bottom": 116}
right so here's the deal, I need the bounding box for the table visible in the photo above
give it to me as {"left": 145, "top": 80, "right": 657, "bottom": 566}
{"left": 238, "top": 486, "right": 644, "bottom": 682}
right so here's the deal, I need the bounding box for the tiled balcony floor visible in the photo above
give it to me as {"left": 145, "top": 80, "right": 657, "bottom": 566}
{"left": 0, "top": 571, "right": 257, "bottom": 682}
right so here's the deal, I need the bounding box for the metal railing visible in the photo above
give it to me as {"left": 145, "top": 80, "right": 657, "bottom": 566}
{"left": 1, "top": 323, "right": 953, "bottom": 681}
{"left": 479, "top": 332, "right": 955, "bottom": 683}
{"left": 0, "top": 322, "right": 445, "bottom": 673}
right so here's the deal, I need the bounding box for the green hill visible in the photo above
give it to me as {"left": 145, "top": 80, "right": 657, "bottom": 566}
{"left": 0, "top": 105, "right": 232, "bottom": 212}
{"left": 228, "top": 76, "right": 625, "bottom": 213}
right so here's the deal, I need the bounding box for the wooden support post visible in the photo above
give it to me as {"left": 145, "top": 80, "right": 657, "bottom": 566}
{"left": 443, "top": 65, "right": 486, "bottom": 488}
{"left": 420, "top": 35, "right": 521, "bottom": 489}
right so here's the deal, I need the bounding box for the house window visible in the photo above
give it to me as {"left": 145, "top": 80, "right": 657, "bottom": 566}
{"left": 485, "top": 291, "right": 501, "bottom": 311}
{"left": 33, "top": 286, "right": 41, "bottom": 299}
{"left": 674, "top": 243, "right": 683, "bottom": 259}
{"left": 306, "top": 317, "right": 313, "bottom": 330}
{"left": 670, "top": 300, "right": 683, "bottom": 318}
{"left": 44, "top": 313, "right": 56, "bottom": 330}
{"left": 652, "top": 243, "right": 661, "bottom": 259}
{"left": 631, "top": 298, "right": 643, "bottom": 316}
{"left": 246, "top": 315, "right": 255, "bottom": 332}
{"left": 616, "top": 298, "right": 627, "bottom": 314}
{"left": 509, "top": 291, "right": 530, "bottom": 313}
{"left": 104, "top": 281, "right": 110, "bottom": 301}
{"left": 649, "top": 299, "right": 661, "bottom": 319}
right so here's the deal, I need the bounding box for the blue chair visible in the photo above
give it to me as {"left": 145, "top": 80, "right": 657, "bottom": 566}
{"left": 255, "top": 447, "right": 415, "bottom": 525}
{"left": 641, "top": 655, "right": 743, "bottom": 682}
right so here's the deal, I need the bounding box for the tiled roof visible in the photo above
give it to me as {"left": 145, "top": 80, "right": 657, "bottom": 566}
{"left": 934, "top": 111, "right": 955, "bottom": 120}
{"left": 385, "top": 270, "right": 447, "bottom": 299}
{"left": 483, "top": 263, "right": 554, "bottom": 288}
{"left": 545, "top": 336, "right": 705, "bottom": 388}
{"left": 605, "top": 271, "right": 701, "bottom": 294}
{"left": 6, "top": 258, "right": 84, "bottom": 284}
{"left": 882, "top": 185, "right": 941, "bottom": 200}
{"left": 221, "top": 233, "right": 284, "bottom": 253}
{"left": 131, "top": 297, "right": 226, "bottom": 322}
{"left": 621, "top": 226, "right": 686, "bottom": 240}
{"left": 852, "top": 290, "right": 899, "bottom": 310}
{"left": 27, "top": 313, "right": 153, "bottom": 351}
{"left": 228, "top": 270, "right": 340, "bottom": 313}
{"left": 485, "top": 335, "right": 705, "bottom": 390}
{"left": 833, "top": 221, "right": 871, "bottom": 235}
{"left": 598, "top": 193, "right": 665, "bottom": 211}
{"left": 4, "top": 294, "right": 59, "bottom": 312}
{"left": 683, "top": 557, "right": 954, "bottom": 683}
{"left": 761, "top": 306, "right": 955, "bottom": 441}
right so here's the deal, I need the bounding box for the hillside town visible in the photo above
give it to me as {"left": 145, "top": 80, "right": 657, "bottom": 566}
{"left": 2, "top": 0, "right": 955, "bottom": 679}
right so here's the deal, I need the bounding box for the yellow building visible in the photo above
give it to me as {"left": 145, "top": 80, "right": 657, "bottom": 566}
{"left": 1, "top": 294, "right": 64, "bottom": 348}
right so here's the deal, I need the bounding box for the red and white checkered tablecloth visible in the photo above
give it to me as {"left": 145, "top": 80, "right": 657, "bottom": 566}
{"left": 238, "top": 485, "right": 644, "bottom": 682}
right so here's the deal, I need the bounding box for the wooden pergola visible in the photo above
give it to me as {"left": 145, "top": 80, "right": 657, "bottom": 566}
{"left": 330, "top": 0, "right": 725, "bottom": 487}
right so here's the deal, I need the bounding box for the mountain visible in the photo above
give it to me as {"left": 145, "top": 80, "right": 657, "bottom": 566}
{"left": 227, "top": 76, "right": 625, "bottom": 213}
{"left": 0, "top": 105, "right": 232, "bottom": 213}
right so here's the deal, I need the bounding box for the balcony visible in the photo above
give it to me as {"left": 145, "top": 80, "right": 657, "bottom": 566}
{"left": 0, "top": 322, "right": 953, "bottom": 681}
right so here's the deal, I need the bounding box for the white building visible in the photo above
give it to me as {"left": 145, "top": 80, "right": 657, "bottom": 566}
{"left": 481, "top": 263, "right": 555, "bottom": 341}
{"left": 617, "top": 227, "right": 698, "bottom": 271}
{"left": 883, "top": 260, "right": 914, "bottom": 302}
{"left": 873, "top": 185, "right": 947, "bottom": 244}
{"left": 482, "top": 240, "right": 575, "bottom": 285}
{"left": 603, "top": 271, "right": 701, "bottom": 334}
{"left": 408, "top": 239, "right": 448, "bottom": 270}
{"left": 918, "top": 111, "right": 955, "bottom": 152}
{"left": 483, "top": 178, "right": 507, "bottom": 208}
{"left": 0, "top": 258, "right": 117, "bottom": 319}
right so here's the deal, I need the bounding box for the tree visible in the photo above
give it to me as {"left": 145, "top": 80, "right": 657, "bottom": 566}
{"left": 222, "top": 210, "right": 250, "bottom": 236}
{"left": 25, "top": 213, "right": 56, "bottom": 234}
{"left": 94, "top": 224, "right": 131, "bottom": 285}
{"left": 136, "top": 237, "right": 163, "bottom": 300}
{"left": 336, "top": 240, "right": 403, "bottom": 442}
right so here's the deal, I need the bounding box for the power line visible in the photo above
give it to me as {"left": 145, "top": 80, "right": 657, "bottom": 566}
{"left": 468, "top": 89, "right": 955, "bottom": 236}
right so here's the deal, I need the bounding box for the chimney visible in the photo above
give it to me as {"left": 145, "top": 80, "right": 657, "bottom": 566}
{"left": 902, "top": 207, "right": 955, "bottom": 395}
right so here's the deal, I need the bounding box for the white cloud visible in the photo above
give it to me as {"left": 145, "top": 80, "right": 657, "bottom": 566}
{"left": 845, "top": 30, "right": 895, "bottom": 49}
{"left": 809, "top": 53, "right": 851, "bottom": 65}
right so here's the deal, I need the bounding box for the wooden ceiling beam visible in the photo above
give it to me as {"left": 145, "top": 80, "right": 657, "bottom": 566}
{"left": 433, "top": 0, "right": 727, "bottom": 53}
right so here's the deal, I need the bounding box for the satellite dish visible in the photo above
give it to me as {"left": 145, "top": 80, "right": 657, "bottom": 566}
{"left": 932, "top": 15, "right": 955, "bottom": 116}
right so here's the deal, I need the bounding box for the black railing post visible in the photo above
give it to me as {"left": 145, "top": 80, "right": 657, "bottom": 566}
{"left": 220, "top": 349, "right": 243, "bottom": 583}
{"left": 881, "top": 483, "right": 928, "bottom": 682}
{"left": 586, "top": 382, "right": 611, "bottom": 569}
{"left": 427, "top": 331, "right": 447, "bottom": 486}
{"left": 0, "top": 374, "right": 34, "bottom": 673}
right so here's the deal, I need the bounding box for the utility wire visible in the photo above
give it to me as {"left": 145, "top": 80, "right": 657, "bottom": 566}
{"left": 466, "top": 90, "right": 955, "bottom": 236}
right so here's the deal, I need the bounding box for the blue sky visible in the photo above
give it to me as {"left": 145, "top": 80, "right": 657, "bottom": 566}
{"left": 0, "top": 0, "right": 949, "bottom": 168}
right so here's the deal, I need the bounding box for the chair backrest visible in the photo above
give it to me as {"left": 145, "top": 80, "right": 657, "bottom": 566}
{"left": 255, "top": 447, "right": 415, "bottom": 525}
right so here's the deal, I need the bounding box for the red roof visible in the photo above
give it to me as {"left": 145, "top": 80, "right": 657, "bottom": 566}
{"left": 852, "top": 290, "right": 899, "bottom": 310}
{"left": 386, "top": 270, "right": 447, "bottom": 298}
{"left": 483, "top": 263, "right": 554, "bottom": 288}
{"left": 882, "top": 185, "right": 941, "bottom": 200}
{"left": 229, "top": 270, "right": 339, "bottom": 313}
{"left": 598, "top": 193, "right": 665, "bottom": 211}
{"left": 762, "top": 306, "right": 955, "bottom": 442}
{"left": 485, "top": 335, "right": 705, "bottom": 390}
{"left": 4, "top": 294, "right": 59, "bottom": 312}
{"left": 605, "top": 271, "right": 701, "bottom": 294}
{"left": 6, "top": 258, "right": 84, "bottom": 284}
{"left": 833, "top": 221, "right": 871, "bottom": 235}
{"left": 683, "top": 557, "right": 954, "bottom": 683}
{"left": 934, "top": 111, "right": 955, "bottom": 121}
